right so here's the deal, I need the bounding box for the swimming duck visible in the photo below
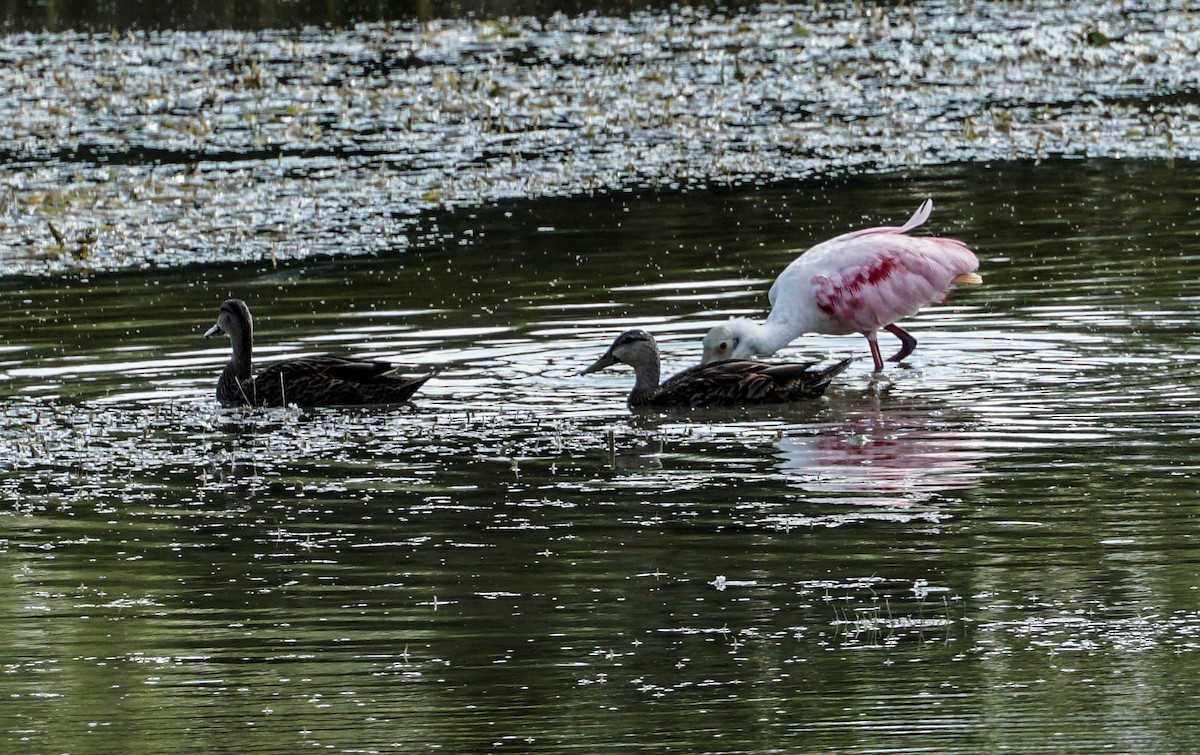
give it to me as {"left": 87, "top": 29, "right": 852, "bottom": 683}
{"left": 581, "top": 329, "right": 850, "bottom": 409}
{"left": 701, "top": 199, "right": 981, "bottom": 372}
{"left": 204, "top": 298, "right": 432, "bottom": 407}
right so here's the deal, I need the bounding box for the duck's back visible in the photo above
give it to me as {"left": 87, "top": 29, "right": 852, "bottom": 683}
{"left": 648, "top": 358, "right": 849, "bottom": 408}
{"left": 220, "top": 356, "right": 431, "bottom": 407}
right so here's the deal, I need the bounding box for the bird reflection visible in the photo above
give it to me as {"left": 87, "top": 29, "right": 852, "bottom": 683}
{"left": 775, "top": 394, "right": 984, "bottom": 505}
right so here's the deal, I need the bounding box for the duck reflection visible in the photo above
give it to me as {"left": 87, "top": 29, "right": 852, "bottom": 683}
{"left": 776, "top": 393, "right": 984, "bottom": 505}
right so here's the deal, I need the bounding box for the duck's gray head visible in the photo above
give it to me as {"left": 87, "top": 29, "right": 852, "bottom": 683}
{"left": 701, "top": 323, "right": 738, "bottom": 365}
{"left": 204, "top": 298, "right": 253, "bottom": 339}
{"left": 581, "top": 329, "right": 660, "bottom": 375}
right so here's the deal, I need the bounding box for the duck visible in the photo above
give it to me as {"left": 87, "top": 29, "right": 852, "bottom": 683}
{"left": 203, "top": 298, "right": 432, "bottom": 407}
{"left": 581, "top": 329, "right": 850, "bottom": 409}
{"left": 701, "top": 199, "right": 981, "bottom": 372}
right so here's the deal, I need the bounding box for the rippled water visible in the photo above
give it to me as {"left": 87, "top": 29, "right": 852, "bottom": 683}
{"left": 3, "top": 159, "right": 1200, "bottom": 751}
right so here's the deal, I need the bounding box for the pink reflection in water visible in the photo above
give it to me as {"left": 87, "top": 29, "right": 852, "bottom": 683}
{"left": 776, "top": 397, "right": 984, "bottom": 505}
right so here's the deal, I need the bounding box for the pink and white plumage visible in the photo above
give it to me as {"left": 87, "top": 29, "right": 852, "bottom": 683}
{"left": 701, "top": 199, "right": 981, "bottom": 372}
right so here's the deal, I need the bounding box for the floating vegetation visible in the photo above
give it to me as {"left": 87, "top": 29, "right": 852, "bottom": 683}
{"left": 0, "top": 0, "right": 1198, "bottom": 274}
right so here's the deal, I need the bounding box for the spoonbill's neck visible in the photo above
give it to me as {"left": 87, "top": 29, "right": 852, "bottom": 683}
{"left": 733, "top": 317, "right": 802, "bottom": 358}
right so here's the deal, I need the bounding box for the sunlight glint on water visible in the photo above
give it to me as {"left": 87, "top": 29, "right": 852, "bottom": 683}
{"left": 3, "top": 160, "right": 1200, "bottom": 751}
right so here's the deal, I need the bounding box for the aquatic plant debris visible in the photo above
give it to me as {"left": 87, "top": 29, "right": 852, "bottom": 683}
{"left": 1, "top": 0, "right": 1197, "bottom": 274}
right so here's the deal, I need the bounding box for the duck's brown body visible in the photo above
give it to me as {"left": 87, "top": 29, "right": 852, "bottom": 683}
{"left": 645, "top": 357, "right": 849, "bottom": 408}
{"left": 214, "top": 354, "right": 431, "bottom": 408}
{"left": 206, "top": 299, "right": 431, "bottom": 408}
{"left": 582, "top": 329, "right": 849, "bottom": 409}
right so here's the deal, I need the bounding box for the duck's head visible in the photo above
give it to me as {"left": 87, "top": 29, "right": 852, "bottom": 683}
{"left": 581, "top": 329, "right": 660, "bottom": 375}
{"left": 205, "top": 298, "right": 253, "bottom": 339}
{"left": 701, "top": 323, "right": 738, "bottom": 364}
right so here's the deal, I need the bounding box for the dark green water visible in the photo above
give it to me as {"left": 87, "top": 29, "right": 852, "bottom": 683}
{"left": 3, "top": 159, "right": 1200, "bottom": 752}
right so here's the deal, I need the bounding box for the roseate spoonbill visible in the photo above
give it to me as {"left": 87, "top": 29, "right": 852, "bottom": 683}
{"left": 701, "top": 199, "right": 981, "bottom": 372}
{"left": 204, "top": 299, "right": 432, "bottom": 407}
{"left": 582, "top": 329, "right": 850, "bottom": 408}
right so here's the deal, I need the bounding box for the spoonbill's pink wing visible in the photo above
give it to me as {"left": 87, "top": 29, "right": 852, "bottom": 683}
{"left": 768, "top": 200, "right": 937, "bottom": 307}
{"left": 810, "top": 236, "right": 977, "bottom": 334}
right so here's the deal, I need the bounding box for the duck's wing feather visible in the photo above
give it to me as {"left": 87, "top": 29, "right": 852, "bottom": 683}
{"left": 654, "top": 357, "right": 850, "bottom": 407}
{"left": 303, "top": 356, "right": 398, "bottom": 383}
{"left": 246, "top": 356, "right": 431, "bottom": 407}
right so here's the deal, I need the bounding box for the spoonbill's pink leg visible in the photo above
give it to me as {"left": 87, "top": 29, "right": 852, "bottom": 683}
{"left": 865, "top": 333, "right": 885, "bottom": 372}
{"left": 884, "top": 323, "right": 917, "bottom": 363}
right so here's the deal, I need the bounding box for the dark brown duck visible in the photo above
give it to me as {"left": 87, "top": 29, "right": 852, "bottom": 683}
{"left": 204, "top": 299, "right": 432, "bottom": 407}
{"left": 581, "top": 329, "right": 850, "bottom": 409}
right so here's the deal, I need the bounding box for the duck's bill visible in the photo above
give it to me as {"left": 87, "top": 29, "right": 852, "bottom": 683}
{"left": 203, "top": 324, "right": 224, "bottom": 338}
{"left": 580, "top": 352, "right": 618, "bottom": 375}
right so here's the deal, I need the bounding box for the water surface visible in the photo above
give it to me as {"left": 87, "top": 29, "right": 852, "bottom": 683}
{"left": 3, "top": 159, "right": 1200, "bottom": 752}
